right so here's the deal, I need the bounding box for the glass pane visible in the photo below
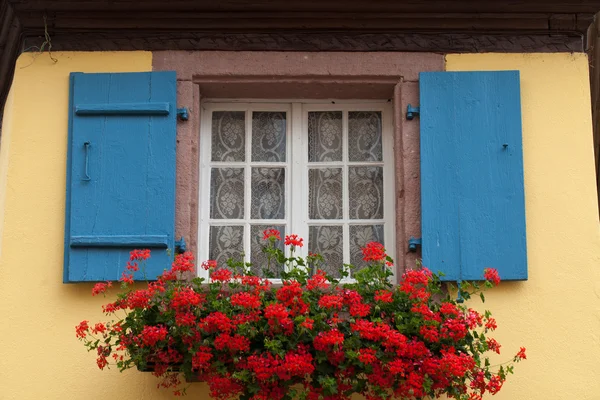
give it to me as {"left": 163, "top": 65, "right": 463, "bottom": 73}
{"left": 349, "top": 224, "right": 384, "bottom": 271}
{"left": 252, "top": 112, "right": 287, "bottom": 162}
{"left": 309, "top": 225, "right": 344, "bottom": 278}
{"left": 210, "top": 168, "right": 245, "bottom": 219}
{"left": 348, "top": 166, "right": 383, "bottom": 219}
{"left": 251, "top": 167, "right": 285, "bottom": 219}
{"left": 209, "top": 225, "right": 244, "bottom": 269}
{"left": 211, "top": 111, "right": 246, "bottom": 162}
{"left": 308, "top": 111, "right": 343, "bottom": 162}
{"left": 250, "top": 225, "right": 286, "bottom": 278}
{"left": 309, "top": 168, "right": 343, "bottom": 220}
{"left": 348, "top": 111, "right": 382, "bottom": 162}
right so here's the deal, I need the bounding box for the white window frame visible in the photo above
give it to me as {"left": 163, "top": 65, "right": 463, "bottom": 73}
{"left": 198, "top": 100, "right": 395, "bottom": 282}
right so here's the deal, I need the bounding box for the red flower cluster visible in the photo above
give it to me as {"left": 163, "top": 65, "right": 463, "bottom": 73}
{"left": 171, "top": 287, "right": 204, "bottom": 309}
{"left": 263, "top": 228, "right": 281, "bottom": 241}
{"left": 91, "top": 281, "right": 112, "bottom": 296}
{"left": 313, "top": 329, "right": 344, "bottom": 351}
{"left": 140, "top": 325, "right": 168, "bottom": 347}
{"left": 374, "top": 289, "right": 393, "bottom": 303}
{"left": 211, "top": 268, "right": 233, "bottom": 282}
{"left": 214, "top": 333, "right": 250, "bottom": 353}
{"left": 362, "top": 241, "right": 392, "bottom": 266}
{"left": 484, "top": 268, "right": 501, "bottom": 286}
{"left": 76, "top": 238, "right": 524, "bottom": 399}
{"left": 75, "top": 320, "right": 89, "bottom": 339}
{"left": 130, "top": 249, "right": 151, "bottom": 260}
{"left": 172, "top": 252, "right": 195, "bottom": 273}
{"left": 306, "top": 270, "right": 329, "bottom": 290}
{"left": 201, "top": 259, "right": 218, "bottom": 270}
{"left": 230, "top": 292, "right": 261, "bottom": 309}
{"left": 284, "top": 234, "right": 303, "bottom": 247}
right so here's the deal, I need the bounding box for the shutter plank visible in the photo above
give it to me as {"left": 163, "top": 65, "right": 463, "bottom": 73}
{"left": 419, "top": 73, "right": 462, "bottom": 281}
{"left": 75, "top": 102, "right": 170, "bottom": 115}
{"left": 420, "top": 71, "right": 527, "bottom": 281}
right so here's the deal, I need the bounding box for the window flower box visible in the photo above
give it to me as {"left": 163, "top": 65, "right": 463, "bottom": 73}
{"left": 76, "top": 232, "right": 525, "bottom": 399}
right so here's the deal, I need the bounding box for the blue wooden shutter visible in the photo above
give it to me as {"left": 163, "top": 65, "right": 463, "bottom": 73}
{"left": 419, "top": 71, "right": 527, "bottom": 281}
{"left": 64, "top": 71, "right": 177, "bottom": 282}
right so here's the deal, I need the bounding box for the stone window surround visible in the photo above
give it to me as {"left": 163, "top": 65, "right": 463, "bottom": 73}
{"left": 152, "top": 51, "right": 445, "bottom": 278}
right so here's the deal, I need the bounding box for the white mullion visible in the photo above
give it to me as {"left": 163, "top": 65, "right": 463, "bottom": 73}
{"left": 247, "top": 162, "right": 288, "bottom": 168}
{"left": 198, "top": 106, "right": 213, "bottom": 279}
{"left": 292, "top": 103, "right": 306, "bottom": 262}
{"left": 346, "top": 162, "right": 385, "bottom": 167}
{"left": 244, "top": 107, "right": 253, "bottom": 263}
{"left": 308, "top": 161, "right": 385, "bottom": 167}
{"left": 381, "top": 104, "right": 396, "bottom": 281}
{"left": 342, "top": 110, "right": 351, "bottom": 268}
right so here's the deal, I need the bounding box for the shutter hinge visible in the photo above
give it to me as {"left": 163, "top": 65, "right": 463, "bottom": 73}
{"left": 177, "top": 107, "right": 189, "bottom": 121}
{"left": 406, "top": 104, "right": 420, "bottom": 120}
{"left": 408, "top": 237, "right": 422, "bottom": 252}
{"left": 175, "top": 237, "right": 187, "bottom": 253}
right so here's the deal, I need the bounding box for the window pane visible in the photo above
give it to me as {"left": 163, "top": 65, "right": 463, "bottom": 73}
{"left": 251, "top": 167, "right": 285, "bottom": 219}
{"left": 252, "top": 112, "right": 287, "bottom": 162}
{"left": 210, "top": 168, "right": 245, "bottom": 219}
{"left": 309, "top": 225, "right": 344, "bottom": 278}
{"left": 250, "top": 224, "right": 286, "bottom": 278}
{"left": 308, "top": 111, "right": 343, "bottom": 162}
{"left": 348, "top": 166, "right": 383, "bottom": 219}
{"left": 309, "top": 168, "right": 343, "bottom": 220}
{"left": 211, "top": 111, "right": 246, "bottom": 162}
{"left": 209, "top": 225, "right": 244, "bottom": 269}
{"left": 348, "top": 111, "right": 382, "bottom": 162}
{"left": 349, "top": 224, "right": 384, "bottom": 271}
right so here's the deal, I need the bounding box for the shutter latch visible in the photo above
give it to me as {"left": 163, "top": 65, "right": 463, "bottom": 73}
{"left": 177, "top": 107, "right": 189, "bottom": 121}
{"left": 406, "top": 104, "right": 420, "bottom": 120}
{"left": 175, "top": 237, "right": 187, "bottom": 253}
{"left": 408, "top": 237, "right": 422, "bottom": 252}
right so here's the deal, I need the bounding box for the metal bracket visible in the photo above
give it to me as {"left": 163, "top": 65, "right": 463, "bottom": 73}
{"left": 175, "top": 237, "right": 187, "bottom": 253}
{"left": 176, "top": 107, "right": 189, "bottom": 121}
{"left": 408, "top": 237, "right": 422, "bottom": 252}
{"left": 406, "top": 104, "right": 420, "bottom": 120}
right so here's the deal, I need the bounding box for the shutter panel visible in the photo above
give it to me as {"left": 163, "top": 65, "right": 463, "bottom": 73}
{"left": 419, "top": 71, "right": 527, "bottom": 281}
{"left": 64, "top": 71, "right": 177, "bottom": 282}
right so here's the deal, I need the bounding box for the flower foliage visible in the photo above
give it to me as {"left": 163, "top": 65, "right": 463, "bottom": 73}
{"left": 76, "top": 232, "right": 525, "bottom": 399}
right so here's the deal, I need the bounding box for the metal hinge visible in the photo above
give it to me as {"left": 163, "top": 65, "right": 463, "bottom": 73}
{"left": 406, "top": 104, "right": 420, "bottom": 120}
{"left": 177, "top": 107, "right": 189, "bottom": 121}
{"left": 175, "top": 237, "right": 187, "bottom": 253}
{"left": 408, "top": 237, "right": 422, "bottom": 252}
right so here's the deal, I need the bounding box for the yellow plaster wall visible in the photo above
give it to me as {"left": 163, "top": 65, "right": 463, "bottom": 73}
{"left": 0, "top": 51, "right": 598, "bottom": 400}
{"left": 446, "top": 53, "right": 600, "bottom": 399}
{"left": 0, "top": 51, "right": 208, "bottom": 399}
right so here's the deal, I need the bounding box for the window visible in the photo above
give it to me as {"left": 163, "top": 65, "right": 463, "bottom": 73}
{"left": 198, "top": 101, "right": 395, "bottom": 281}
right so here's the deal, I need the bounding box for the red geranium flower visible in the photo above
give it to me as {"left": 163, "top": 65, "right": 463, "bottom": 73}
{"left": 483, "top": 268, "right": 501, "bottom": 286}
{"left": 263, "top": 228, "right": 281, "bottom": 241}
{"left": 284, "top": 234, "right": 303, "bottom": 247}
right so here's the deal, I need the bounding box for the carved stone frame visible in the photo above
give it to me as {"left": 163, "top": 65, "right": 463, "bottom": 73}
{"left": 153, "top": 51, "right": 444, "bottom": 279}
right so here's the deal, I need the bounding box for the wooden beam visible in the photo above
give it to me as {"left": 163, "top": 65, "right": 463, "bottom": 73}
{"left": 19, "top": 11, "right": 562, "bottom": 32}
{"left": 8, "top": 0, "right": 600, "bottom": 14}
{"left": 25, "top": 31, "right": 584, "bottom": 53}
{"left": 0, "top": 0, "right": 21, "bottom": 124}
{"left": 587, "top": 14, "right": 600, "bottom": 217}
